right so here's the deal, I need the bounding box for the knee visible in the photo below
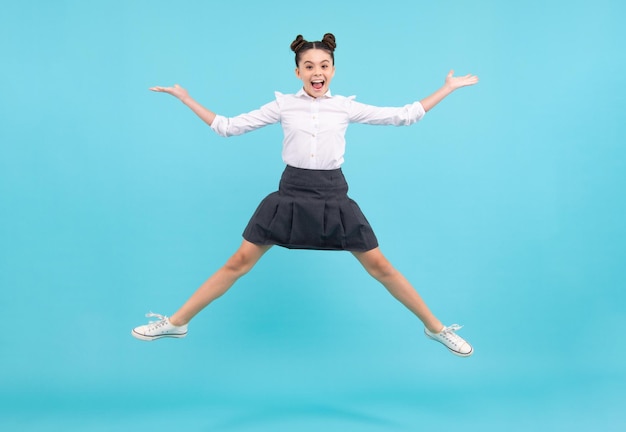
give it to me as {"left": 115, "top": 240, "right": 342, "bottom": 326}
{"left": 223, "top": 249, "right": 256, "bottom": 277}
{"left": 364, "top": 255, "right": 396, "bottom": 281}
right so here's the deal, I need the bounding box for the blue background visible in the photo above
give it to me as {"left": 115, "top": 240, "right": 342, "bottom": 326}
{"left": 1, "top": 0, "right": 625, "bottom": 430}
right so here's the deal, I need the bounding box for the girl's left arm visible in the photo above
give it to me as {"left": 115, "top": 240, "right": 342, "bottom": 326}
{"left": 420, "top": 70, "right": 479, "bottom": 112}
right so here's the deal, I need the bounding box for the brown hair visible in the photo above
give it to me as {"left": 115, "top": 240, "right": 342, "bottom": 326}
{"left": 290, "top": 33, "right": 337, "bottom": 66}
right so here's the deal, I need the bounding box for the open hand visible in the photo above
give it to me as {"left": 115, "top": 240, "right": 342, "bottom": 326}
{"left": 149, "top": 84, "right": 189, "bottom": 101}
{"left": 444, "top": 70, "right": 479, "bottom": 90}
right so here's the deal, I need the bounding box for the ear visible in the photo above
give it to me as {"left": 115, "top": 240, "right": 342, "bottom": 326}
{"left": 295, "top": 67, "right": 301, "bottom": 79}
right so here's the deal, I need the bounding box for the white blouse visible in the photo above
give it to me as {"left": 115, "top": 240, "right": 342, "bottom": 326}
{"left": 210, "top": 88, "right": 426, "bottom": 170}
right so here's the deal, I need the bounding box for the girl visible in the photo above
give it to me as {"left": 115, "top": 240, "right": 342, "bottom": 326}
{"left": 132, "top": 33, "right": 478, "bottom": 357}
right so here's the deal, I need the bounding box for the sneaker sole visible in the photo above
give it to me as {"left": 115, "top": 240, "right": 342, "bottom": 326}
{"left": 424, "top": 331, "right": 474, "bottom": 357}
{"left": 131, "top": 330, "right": 187, "bottom": 341}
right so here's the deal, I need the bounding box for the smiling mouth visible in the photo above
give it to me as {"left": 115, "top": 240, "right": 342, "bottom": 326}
{"left": 311, "top": 80, "right": 325, "bottom": 90}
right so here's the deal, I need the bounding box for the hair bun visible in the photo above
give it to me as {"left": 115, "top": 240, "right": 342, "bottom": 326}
{"left": 321, "top": 33, "right": 336, "bottom": 51}
{"left": 290, "top": 35, "right": 307, "bottom": 53}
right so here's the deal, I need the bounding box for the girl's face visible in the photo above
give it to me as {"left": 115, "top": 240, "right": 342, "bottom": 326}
{"left": 295, "top": 49, "right": 335, "bottom": 98}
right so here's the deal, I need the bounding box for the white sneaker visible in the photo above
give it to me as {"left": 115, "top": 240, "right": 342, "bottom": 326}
{"left": 131, "top": 312, "right": 188, "bottom": 341}
{"left": 424, "top": 324, "right": 473, "bottom": 357}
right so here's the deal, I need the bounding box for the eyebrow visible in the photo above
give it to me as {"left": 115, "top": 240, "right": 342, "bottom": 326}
{"left": 302, "top": 60, "right": 331, "bottom": 65}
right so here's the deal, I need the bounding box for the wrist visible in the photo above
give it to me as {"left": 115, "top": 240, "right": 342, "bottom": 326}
{"left": 442, "top": 83, "right": 455, "bottom": 94}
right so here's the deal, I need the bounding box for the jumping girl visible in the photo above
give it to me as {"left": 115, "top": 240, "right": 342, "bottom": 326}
{"left": 132, "top": 33, "right": 479, "bottom": 357}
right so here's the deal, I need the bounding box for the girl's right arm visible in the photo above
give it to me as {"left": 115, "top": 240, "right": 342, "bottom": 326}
{"left": 150, "top": 84, "right": 216, "bottom": 126}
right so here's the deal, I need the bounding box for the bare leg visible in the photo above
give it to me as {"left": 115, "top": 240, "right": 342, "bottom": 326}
{"left": 352, "top": 247, "right": 443, "bottom": 333}
{"left": 169, "top": 240, "right": 272, "bottom": 326}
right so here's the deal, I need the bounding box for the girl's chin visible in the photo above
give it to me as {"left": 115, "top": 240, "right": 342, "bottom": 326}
{"left": 306, "top": 85, "right": 326, "bottom": 96}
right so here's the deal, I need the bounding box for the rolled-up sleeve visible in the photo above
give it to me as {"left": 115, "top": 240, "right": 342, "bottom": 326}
{"left": 210, "top": 100, "right": 281, "bottom": 137}
{"left": 347, "top": 97, "right": 425, "bottom": 126}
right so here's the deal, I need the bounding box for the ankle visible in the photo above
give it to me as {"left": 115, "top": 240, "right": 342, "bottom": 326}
{"left": 169, "top": 315, "right": 187, "bottom": 327}
{"left": 426, "top": 324, "right": 445, "bottom": 334}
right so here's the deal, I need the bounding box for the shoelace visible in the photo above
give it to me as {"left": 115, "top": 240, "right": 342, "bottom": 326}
{"left": 440, "top": 324, "right": 464, "bottom": 346}
{"left": 145, "top": 312, "right": 168, "bottom": 330}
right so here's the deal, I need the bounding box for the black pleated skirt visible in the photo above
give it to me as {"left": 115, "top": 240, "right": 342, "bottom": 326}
{"left": 243, "top": 165, "right": 379, "bottom": 251}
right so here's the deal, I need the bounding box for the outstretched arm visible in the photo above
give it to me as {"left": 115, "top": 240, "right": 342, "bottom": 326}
{"left": 150, "top": 84, "right": 217, "bottom": 126}
{"left": 420, "top": 70, "right": 478, "bottom": 112}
